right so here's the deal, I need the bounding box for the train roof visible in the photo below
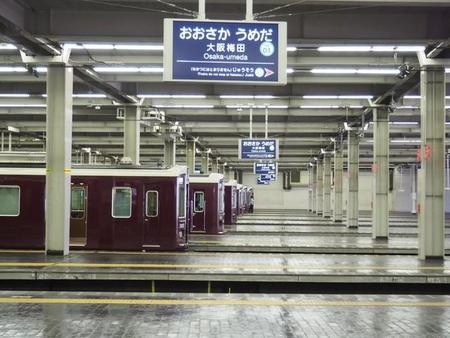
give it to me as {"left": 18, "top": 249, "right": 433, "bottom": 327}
{"left": 189, "top": 173, "right": 224, "bottom": 183}
{"left": 0, "top": 165, "right": 188, "bottom": 177}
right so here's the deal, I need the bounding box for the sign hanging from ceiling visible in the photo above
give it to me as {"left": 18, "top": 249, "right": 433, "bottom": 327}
{"left": 256, "top": 175, "right": 271, "bottom": 185}
{"left": 163, "top": 19, "right": 287, "bottom": 85}
{"left": 239, "top": 139, "right": 279, "bottom": 160}
{"left": 254, "top": 162, "right": 278, "bottom": 175}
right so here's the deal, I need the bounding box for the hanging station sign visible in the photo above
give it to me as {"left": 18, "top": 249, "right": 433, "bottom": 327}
{"left": 256, "top": 175, "right": 271, "bottom": 185}
{"left": 163, "top": 19, "right": 287, "bottom": 85}
{"left": 239, "top": 139, "right": 279, "bottom": 160}
{"left": 254, "top": 162, "right": 277, "bottom": 175}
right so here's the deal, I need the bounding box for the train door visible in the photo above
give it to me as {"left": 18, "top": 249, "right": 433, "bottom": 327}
{"left": 143, "top": 187, "right": 160, "bottom": 248}
{"left": 192, "top": 190, "right": 206, "bottom": 232}
{"left": 70, "top": 184, "right": 87, "bottom": 246}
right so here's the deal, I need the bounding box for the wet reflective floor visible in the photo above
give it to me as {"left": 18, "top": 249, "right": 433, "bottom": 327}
{"left": 0, "top": 291, "right": 449, "bottom": 337}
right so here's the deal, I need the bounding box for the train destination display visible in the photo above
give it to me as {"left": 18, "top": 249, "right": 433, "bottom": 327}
{"left": 239, "top": 139, "right": 279, "bottom": 160}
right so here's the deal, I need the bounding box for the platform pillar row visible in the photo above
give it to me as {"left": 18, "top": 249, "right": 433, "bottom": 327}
{"left": 201, "top": 153, "right": 210, "bottom": 174}
{"left": 418, "top": 66, "right": 446, "bottom": 260}
{"left": 333, "top": 141, "right": 343, "bottom": 222}
{"left": 185, "top": 140, "right": 196, "bottom": 175}
{"left": 323, "top": 154, "right": 332, "bottom": 218}
{"left": 315, "top": 159, "right": 323, "bottom": 216}
{"left": 372, "top": 107, "right": 390, "bottom": 240}
{"left": 164, "top": 139, "right": 176, "bottom": 167}
{"left": 123, "top": 106, "right": 140, "bottom": 165}
{"left": 311, "top": 164, "right": 317, "bottom": 213}
{"left": 45, "top": 65, "right": 73, "bottom": 256}
{"left": 347, "top": 130, "right": 359, "bottom": 228}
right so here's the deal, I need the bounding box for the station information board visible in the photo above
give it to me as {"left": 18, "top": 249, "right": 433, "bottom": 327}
{"left": 254, "top": 162, "right": 277, "bottom": 175}
{"left": 164, "top": 19, "right": 287, "bottom": 85}
{"left": 239, "top": 139, "right": 279, "bottom": 160}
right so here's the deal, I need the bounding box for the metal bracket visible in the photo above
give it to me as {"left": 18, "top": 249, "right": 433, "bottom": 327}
{"left": 20, "top": 47, "right": 71, "bottom": 64}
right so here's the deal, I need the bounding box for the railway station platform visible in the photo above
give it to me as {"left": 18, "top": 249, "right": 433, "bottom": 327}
{"left": 0, "top": 291, "right": 449, "bottom": 337}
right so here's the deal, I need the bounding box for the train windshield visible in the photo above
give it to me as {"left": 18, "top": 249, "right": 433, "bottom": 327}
{"left": 178, "top": 175, "right": 186, "bottom": 218}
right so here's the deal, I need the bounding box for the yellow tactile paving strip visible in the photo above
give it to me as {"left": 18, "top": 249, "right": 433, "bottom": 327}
{"left": 0, "top": 297, "right": 449, "bottom": 307}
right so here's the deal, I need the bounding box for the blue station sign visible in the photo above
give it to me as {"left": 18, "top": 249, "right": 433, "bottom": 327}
{"left": 254, "top": 162, "right": 277, "bottom": 175}
{"left": 256, "top": 175, "right": 271, "bottom": 185}
{"left": 239, "top": 139, "right": 279, "bottom": 160}
{"left": 164, "top": 19, "right": 287, "bottom": 85}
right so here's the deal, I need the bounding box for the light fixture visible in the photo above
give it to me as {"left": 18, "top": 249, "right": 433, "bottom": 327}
{"left": 114, "top": 44, "right": 163, "bottom": 51}
{"left": 0, "top": 67, "right": 27, "bottom": 72}
{"left": 35, "top": 67, "right": 47, "bottom": 73}
{"left": 318, "top": 46, "right": 371, "bottom": 52}
{"left": 0, "top": 44, "right": 17, "bottom": 50}
{"left": 138, "top": 94, "right": 206, "bottom": 99}
{"left": 311, "top": 68, "right": 399, "bottom": 75}
{"left": 287, "top": 46, "right": 297, "bottom": 52}
{"left": 0, "top": 104, "right": 46, "bottom": 108}
{"left": 302, "top": 95, "right": 373, "bottom": 99}
{"left": 7, "top": 126, "right": 20, "bottom": 133}
{"left": 0, "top": 94, "right": 30, "bottom": 98}
{"left": 317, "top": 45, "right": 425, "bottom": 52}
{"left": 93, "top": 67, "right": 163, "bottom": 73}
{"left": 286, "top": 68, "right": 294, "bottom": 74}
{"left": 73, "top": 94, "right": 107, "bottom": 98}
{"left": 299, "top": 105, "right": 340, "bottom": 109}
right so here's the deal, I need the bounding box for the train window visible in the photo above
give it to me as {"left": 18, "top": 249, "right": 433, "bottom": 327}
{"left": 178, "top": 176, "right": 186, "bottom": 218}
{"left": 112, "top": 187, "right": 132, "bottom": 218}
{"left": 194, "top": 191, "right": 205, "bottom": 212}
{"left": 218, "top": 181, "right": 224, "bottom": 214}
{"left": 146, "top": 191, "right": 158, "bottom": 217}
{"left": 232, "top": 189, "right": 237, "bottom": 209}
{"left": 71, "top": 187, "right": 85, "bottom": 219}
{"left": 0, "top": 186, "right": 20, "bottom": 217}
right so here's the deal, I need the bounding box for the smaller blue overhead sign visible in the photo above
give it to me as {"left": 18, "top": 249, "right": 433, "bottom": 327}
{"left": 257, "top": 175, "right": 271, "bottom": 185}
{"left": 239, "top": 139, "right": 279, "bottom": 160}
{"left": 163, "top": 19, "right": 287, "bottom": 85}
{"left": 254, "top": 162, "right": 277, "bottom": 175}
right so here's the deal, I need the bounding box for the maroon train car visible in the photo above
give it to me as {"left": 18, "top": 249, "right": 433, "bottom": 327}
{"left": 189, "top": 173, "right": 225, "bottom": 234}
{"left": 0, "top": 166, "right": 188, "bottom": 251}
{"left": 224, "top": 180, "right": 238, "bottom": 225}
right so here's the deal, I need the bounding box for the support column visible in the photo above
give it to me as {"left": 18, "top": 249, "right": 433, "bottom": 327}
{"left": 311, "top": 165, "right": 317, "bottom": 213}
{"left": 372, "top": 107, "right": 390, "bottom": 239}
{"left": 347, "top": 130, "right": 359, "bottom": 228}
{"left": 45, "top": 65, "right": 73, "bottom": 255}
{"left": 201, "top": 153, "right": 209, "bottom": 174}
{"left": 123, "top": 106, "right": 140, "bottom": 165}
{"left": 419, "top": 66, "right": 446, "bottom": 259}
{"left": 308, "top": 166, "right": 313, "bottom": 212}
{"left": 164, "top": 139, "right": 176, "bottom": 167}
{"left": 315, "top": 159, "right": 323, "bottom": 216}
{"left": 323, "top": 154, "right": 331, "bottom": 218}
{"left": 333, "top": 141, "right": 343, "bottom": 222}
{"left": 211, "top": 157, "right": 218, "bottom": 173}
{"left": 185, "top": 140, "right": 196, "bottom": 175}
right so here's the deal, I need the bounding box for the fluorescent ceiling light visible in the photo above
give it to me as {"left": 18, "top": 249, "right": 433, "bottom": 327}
{"left": 311, "top": 68, "right": 399, "bottom": 75}
{"left": 318, "top": 46, "right": 371, "bottom": 52}
{"left": 397, "top": 105, "right": 419, "bottom": 109}
{"left": 404, "top": 95, "right": 421, "bottom": 99}
{"left": 0, "top": 104, "right": 46, "bottom": 108}
{"left": 390, "top": 122, "right": 418, "bottom": 125}
{"left": 171, "top": 95, "right": 206, "bottom": 99}
{"left": 81, "top": 44, "right": 114, "bottom": 50}
{"left": 225, "top": 104, "right": 288, "bottom": 109}
{"left": 220, "top": 95, "right": 276, "bottom": 99}
{"left": 0, "top": 44, "right": 17, "bottom": 50}
{"left": 73, "top": 94, "right": 107, "bottom": 98}
{"left": 35, "top": 67, "right": 47, "bottom": 73}
{"left": 0, "top": 67, "right": 27, "bottom": 73}
{"left": 317, "top": 45, "right": 424, "bottom": 52}
{"left": 300, "top": 105, "right": 340, "bottom": 109}
{"left": 302, "top": 95, "right": 373, "bottom": 99}
{"left": 0, "top": 94, "right": 30, "bottom": 98}
{"left": 154, "top": 104, "right": 213, "bottom": 109}
{"left": 114, "top": 44, "right": 163, "bottom": 51}
{"left": 287, "top": 46, "right": 297, "bottom": 52}
{"left": 138, "top": 94, "right": 205, "bottom": 99}
{"left": 390, "top": 139, "right": 420, "bottom": 143}
{"left": 286, "top": 68, "right": 294, "bottom": 74}
{"left": 93, "top": 67, "right": 163, "bottom": 73}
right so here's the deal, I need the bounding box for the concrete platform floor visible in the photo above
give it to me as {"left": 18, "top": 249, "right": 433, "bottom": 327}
{"left": 0, "top": 291, "right": 449, "bottom": 337}
{"left": 0, "top": 251, "right": 449, "bottom": 284}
